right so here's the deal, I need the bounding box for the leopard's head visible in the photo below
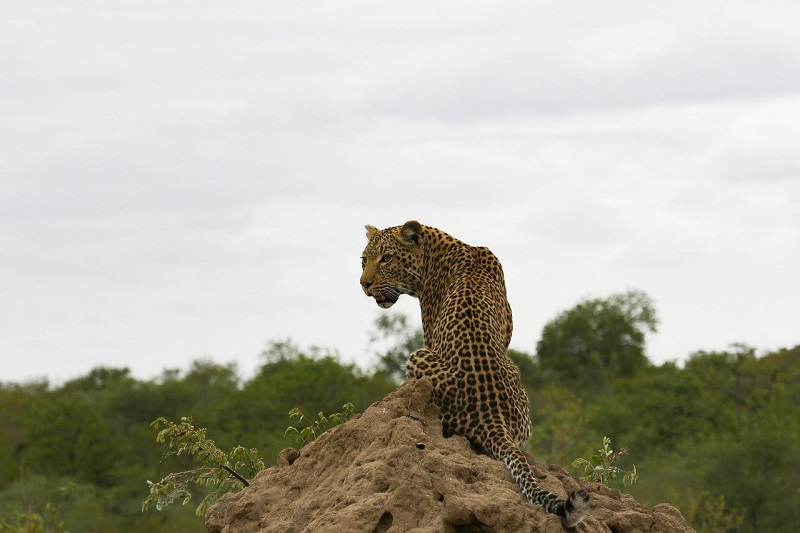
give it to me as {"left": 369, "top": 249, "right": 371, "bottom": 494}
{"left": 360, "top": 220, "right": 423, "bottom": 308}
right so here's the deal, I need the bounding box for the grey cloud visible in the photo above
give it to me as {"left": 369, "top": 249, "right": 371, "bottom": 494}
{"left": 528, "top": 201, "right": 637, "bottom": 248}
{"left": 708, "top": 98, "right": 800, "bottom": 183}
{"left": 2, "top": 1, "right": 800, "bottom": 382}
{"left": 358, "top": 27, "right": 800, "bottom": 121}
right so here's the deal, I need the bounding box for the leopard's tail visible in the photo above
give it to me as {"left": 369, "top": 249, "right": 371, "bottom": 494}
{"left": 496, "top": 444, "right": 590, "bottom": 527}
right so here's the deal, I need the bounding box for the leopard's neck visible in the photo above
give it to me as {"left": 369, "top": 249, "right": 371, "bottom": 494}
{"left": 417, "top": 227, "right": 472, "bottom": 347}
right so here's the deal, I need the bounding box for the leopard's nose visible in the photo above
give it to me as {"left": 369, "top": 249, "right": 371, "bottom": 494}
{"left": 361, "top": 279, "right": 372, "bottom": 290}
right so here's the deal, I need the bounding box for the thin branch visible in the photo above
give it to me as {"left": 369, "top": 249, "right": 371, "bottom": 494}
{"left": 222, "top": 465, "right": 250, "bottom": 487}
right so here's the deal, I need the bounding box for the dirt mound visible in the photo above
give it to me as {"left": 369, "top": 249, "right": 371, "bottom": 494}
{"left": 206, "top": 379, "right": 694, "bottom": 532}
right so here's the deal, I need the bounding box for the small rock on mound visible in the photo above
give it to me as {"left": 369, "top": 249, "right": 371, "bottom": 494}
{"left": 206, "top": 379, "right": 695, "bottom": 532}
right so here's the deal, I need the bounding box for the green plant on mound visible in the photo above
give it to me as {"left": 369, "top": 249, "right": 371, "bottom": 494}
{"left": 285, "top": 403, "right": 355, "bottom": 446}
{"left": 144, "top": 404, "right": 355, "bottom": 517}
{"left": 572, "top": 436, "right": 638, "bottom": 487}
{"left": 142, "top": 417, "right": 265, "bottom": 516}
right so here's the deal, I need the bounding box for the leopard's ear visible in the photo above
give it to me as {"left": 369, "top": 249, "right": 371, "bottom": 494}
{"left": 365, "top": 225, "right": 379, "bottom": 241}
{"left": 399, "top": 220, "right": 423, "bottom": 247}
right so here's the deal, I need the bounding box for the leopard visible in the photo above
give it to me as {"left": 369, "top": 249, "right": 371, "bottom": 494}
{"left": 360, "top": 220, "right": 590, "bottom": 528}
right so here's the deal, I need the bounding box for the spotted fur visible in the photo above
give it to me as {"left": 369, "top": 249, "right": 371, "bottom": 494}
{"left": 360, "top": 221, "right": 589, "bottom": 528}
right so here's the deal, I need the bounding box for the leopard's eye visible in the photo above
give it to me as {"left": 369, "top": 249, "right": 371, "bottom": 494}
{"left": 360, "top": 256, "right": 366, "bottom": 268}
{"left": 380, "top": 253, "right": 393, "bottom": 264}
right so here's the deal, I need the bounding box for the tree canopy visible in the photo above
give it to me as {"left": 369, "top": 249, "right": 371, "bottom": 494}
{"left": 536, "top": 289, "right": 657, "bottom": 393}
{"left": 0, "top": 290, "right": 797, "bottom": 533}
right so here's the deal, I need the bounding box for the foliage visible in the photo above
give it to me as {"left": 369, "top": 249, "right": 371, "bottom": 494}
{"left": 606, "top": 344, "right": 800, "bottom": 533}
{"left": 680, "top": 490, "right": 746, "bottom": 533}
{"left": 0, "top": 300, "right": 797, "bottom": 532}
{"left": 0, "top": 506, "right": 64, "bottom": 533}
{"left": 692, "top": 411, "right": 800, "bottom": 532}
{"left": 23, "top": 396, "right": 117, "bottom": 486}
{"left": 241, "top": 340, "right": 393, "bottom": 425}
{"left": 572, "top": 436, "right": 638, "bottom": 487}
{"left": 528, "top": 387, "right": 596, "bottom": 465}
{"left": 589, "top": 362, "right": 716, "bottom": 453}
{"left": 285, "top": 403, "right": 355, "bottom": 446}
{"left": 143, "top": 417, "right": 265, "bottom": 516}
{"left": 0, "top": 492, "right": 68, "bottom": 533}
{"left": 536, "top": 289, "right": 657, "bottom": 393}
{"left": 0, "top": 478, "right": 74, "bottom": 533}
{"left": 506, "top": 348, "right": 544, "bottom": 391}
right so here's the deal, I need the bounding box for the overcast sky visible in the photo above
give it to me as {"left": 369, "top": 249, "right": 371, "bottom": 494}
{"left": 2, "top": 1, "right": 798, "bottom": 384}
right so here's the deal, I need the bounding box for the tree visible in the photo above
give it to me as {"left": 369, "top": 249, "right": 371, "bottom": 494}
{"left": 589, "top": 362, "right": 715, "bottom": 453}
{"left": 536, "top": 289, "right": 657, "bottom": 393}
{"left": 23, "top": 396, "right": 117, "bottom": 486}
{"left": 684, "top": 343, "right": 800, "bottom": 419}
{"left": 697, "top": 412, "right": 800, "bottom": 533}
{"left": 0, "top": 381, "right": 49, "bottom": 487}
{"left": 528, "top": 385, "right": 595, "bottom": 465}
{"left": 234, "top": 340, "right": 395, "bottom": 459}
{"left": 369, "top": 313, "right": 424, "bottom": 382}
{"left": 506, "top": 348, "right": 543, "bottom": 391}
